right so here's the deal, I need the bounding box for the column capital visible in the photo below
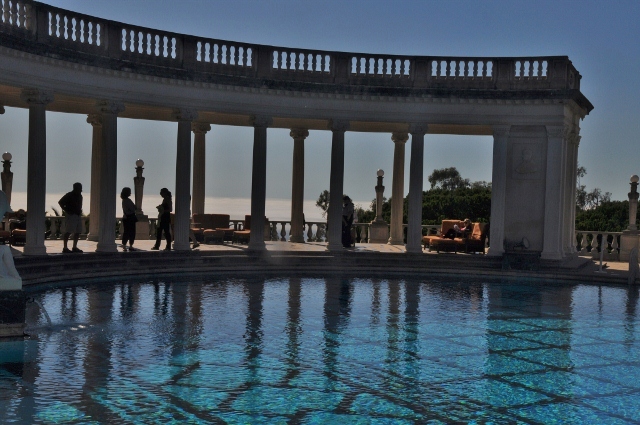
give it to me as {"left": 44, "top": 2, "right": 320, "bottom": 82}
{"left": 408, "top": 123, "right": 428, "bottom": 135}
{"left": 567, "top": 128, "right": 581, "bottom": 146}
{"left": 290, "top": 128, "right": 309, "bottom": 141}
{"left": 191, "top": 122, "right": 211, "bottom": 134}
{"left": 172, "top": 108, "right": 198, "bottom": 122}
{"left": 96, "top": 100, "right": 125, "bottom": 115}
{"left": 492, "top": 125, "right": 511, "bottom": 138}
{"left": 546, "top": 125, "right": 568, "bottom": 139}
{"left": 391, "top": 132, "right": 408, "bottom": 144}
{"left": 328, "top": 119, "right": 350, "bottom": 132}
{"left": 86, "top": 113, "right": 103, "bottom": 127}
{"left": 21, "top": 89, "right": 54, "bottom": 105}
{"left": 251, "top": 114, "right": 272, "bottom": 128}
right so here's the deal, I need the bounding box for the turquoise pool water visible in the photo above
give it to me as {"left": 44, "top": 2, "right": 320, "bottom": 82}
{"left": 1, "top": 277, "right": 640, "bottom": 424}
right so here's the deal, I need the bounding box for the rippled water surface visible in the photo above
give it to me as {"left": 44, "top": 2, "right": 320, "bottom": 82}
{"left": 2, "top": 277, "right": 640, "bottom": 424}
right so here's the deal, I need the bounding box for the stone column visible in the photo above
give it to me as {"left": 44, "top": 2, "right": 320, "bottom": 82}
{"left": 327, "top": 119, "right": 349, "bottom": 252}
{"left": 487, "top": 125, "right": 510, "bottom": 257}
{"left": 191, "top": 122, "right": 210, "bottom": 216}
{"left": 563, "top": 131, "right": 580, "bottom": 255}
{"left": 173, "top": 109, "right": 198, "bottom": 251}
{"left": 289, "top": 128, "right": 308, "bottom": 243}
{"left": 249, "top": 115, "right": 272, "bottom": 251}
{"left": 21, "top": 89, "right": 53, "bottom": 256}
{"left": 389, "top": 132, "right": 408, "bottom": 245}
{"left": 86, "top": 114, "right": 102, "bottom": 241}
{"left": 542, "top": 125, "right": 567, "bottom": 260}
{"left": 96, "top": 100, "right": 125, "bottom": 253}
{"left": 406, "top": 124, "right": 427, "bottom": 253}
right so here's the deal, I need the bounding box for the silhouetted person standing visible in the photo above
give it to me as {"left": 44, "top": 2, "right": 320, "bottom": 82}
{"left": 58, "top": 182, "right": 83, "bottom": 253}
{"left": 152, "top": 188, "right": 172, "bottom": 250}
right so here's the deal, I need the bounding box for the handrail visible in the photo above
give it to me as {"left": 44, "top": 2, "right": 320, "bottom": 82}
{"left": 0, "top": 0, "right": 584, "bottom": 93}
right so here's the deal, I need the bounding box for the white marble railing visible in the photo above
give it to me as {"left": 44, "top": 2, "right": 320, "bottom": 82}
{"left": 0, "top": 1, "right": 582, "bottom": 92}
{"left": 575, "top": 231, "right": 622, "bottom": 261}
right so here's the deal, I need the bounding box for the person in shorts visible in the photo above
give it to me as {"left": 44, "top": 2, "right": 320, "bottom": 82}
{"left": 58, "top": 182, "right": 84, "bottom": 253}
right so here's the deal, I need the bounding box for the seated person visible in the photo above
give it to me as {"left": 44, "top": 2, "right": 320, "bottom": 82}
{"left": 444, "top": 218, "right": 473, "bottom": 239}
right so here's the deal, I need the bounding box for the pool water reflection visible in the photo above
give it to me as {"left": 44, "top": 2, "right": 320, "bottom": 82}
{"left": 1, "top": 277, "right": 640, "bottom": 424}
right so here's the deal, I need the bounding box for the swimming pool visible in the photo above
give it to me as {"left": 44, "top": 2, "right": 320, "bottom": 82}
{"left": 1, "top": 277, "right": 639, "bottom": 424}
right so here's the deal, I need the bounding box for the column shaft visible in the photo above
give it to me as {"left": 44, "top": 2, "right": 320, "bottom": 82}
{"left": 87, "top": 114, "right": 102, "bottom": 241}
{"left": 541, "top": 126, "right": 566, "bottom": 260}
{"left": 327, "top": 120, "right": 349, "bottom": 251}
{"left": 22, "top": 89, "right": 52, "bottom": 256}
{"left": 249, "top": 116, "right": 271, "bottom": 251}
{"left": 406, "top": 128, "right": 426, "bottom": 253}
{"left": 389, "top": 133, "right": 408, "bottom": 245}
{"left": 289, "top": 129, "right": 308, "bottom": 243}
{"left": 191, "top": 123, "right": 210, "bottom": 216}
{"left": 487, "top": 126, "right": 509, "bottom": 256}
{"left": 96, "top": 101, "right": 123, "bottom": 252}
{"left": 174, "top": 115, "right": 195, "bottom": 251}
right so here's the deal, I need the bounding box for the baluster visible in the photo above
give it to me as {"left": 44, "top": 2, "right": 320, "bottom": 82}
{"left": 359, "top": 57, "right": 365, "bottom": 74}
{"left": 148, "top": 34, "right": 156, "bottom": 56}
{"left": 10, "top": 0, "right": 16, "bottom": 25}
{"left": 320, "top": 55, "right": 325, "bottom": 72}
{"left": 307, "top": 224, "right": 313, "bottom": 241}
{"left": 215, "top": 44, "right": 222, "bottom": 64}
{"left": 399, "top": 59, "right": 405, "bottom": 76}
{"left": 72, "top": 17, "right": 78, "bottom": 41}
{"left": 280, "top": 222, "right": 286, "bottom": 241}
{"left": 18, "top": 2, "right": 26, "bottom": 28}
{"left": 468, "top": 61, "right": 474, "bottom": 77}
{"left": 527, "top": 61, "right": 533, "bottom": 78}
{"left": 303, "top": 53, "right": 309, "bottom": 71}
{"left": 518, "top": 61, "right": 524, "bottom": 78}
{"left": 3, "top": 1, "right": 8, "bottom": 25}
{"left": 443, "top": 60, "right": 450, "bottom": 77}
{"left": 292, "top": 52, "right": 298, "bottom": 70}
{"left": 242, "top": 47, "right": 248, "bottom": 66}
{"left": 97, "top": 23, "right": 103, "bottom": 46}
{"left": 221, "top": 44, "right": 228, "bottom": 64}
{"left": 81, "top": 19, "right": 88, "bottom": 43}
{"left": 283, "top": 51, "right": 290, "bottom": 70}
{"left": 613, "top": 235, "right": 620, "bottom": 259}
{"left": 311, "top": 54, "right": 317, "bottom": 72}
{"left": 433, "top": 60, "right": 439, "bottom": 77}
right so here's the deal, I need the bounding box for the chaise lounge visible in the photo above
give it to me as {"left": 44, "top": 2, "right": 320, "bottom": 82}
{"left": 422, "top": 220, "right": 488, "bottom": 254}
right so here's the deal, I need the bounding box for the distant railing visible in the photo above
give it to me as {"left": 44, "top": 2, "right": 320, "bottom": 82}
{"left": 576, "top": 231, "right": 622, "bottom": 261}
{"left": 0, "top": 0, "right": 582, "bottom": 92}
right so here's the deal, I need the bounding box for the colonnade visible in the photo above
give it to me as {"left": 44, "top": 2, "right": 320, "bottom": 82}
{"left": 6, "top": 88, "right": 580, "bottom": 261}
{"left": 9, "top": 88, "right": 442, "bottom": 256}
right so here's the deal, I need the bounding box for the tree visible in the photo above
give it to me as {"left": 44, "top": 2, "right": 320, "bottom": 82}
{"left": 428, "top": 167, "right": 470, "bottom": 190}
{"left": 575, "top": 164, "right": 611, "bottom": 212}
{"left": 315, "top": 190, "right": 330, "bottom": 218}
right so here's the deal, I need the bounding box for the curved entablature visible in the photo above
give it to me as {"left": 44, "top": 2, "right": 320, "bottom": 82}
{"left": 0, "top": 0, "right": 592, "bottom": 113}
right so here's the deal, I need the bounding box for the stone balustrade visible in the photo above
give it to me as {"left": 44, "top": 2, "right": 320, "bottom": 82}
{"left": 0, "top": 0, "right": 582, "bottom": 93}
{"left": 576, "top": 231, "right": 622, "bottom": 261}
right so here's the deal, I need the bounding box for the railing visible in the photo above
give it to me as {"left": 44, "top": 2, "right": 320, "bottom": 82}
{"left": 0, "top": 0, "right": 582, "bottom": 92}
{"left": 575, "top": 231, "right": 622, "bottom": 261}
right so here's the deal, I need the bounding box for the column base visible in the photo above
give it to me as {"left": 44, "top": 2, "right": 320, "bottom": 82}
{"left": 405, "top": 244, "right": 422, "bottom": 254}
{"left": 369, "top": 222, "right": 389, "bottom": 244}
{"left": 135, "top": 217, "right": 150, "bottom": 241}
{"left": 620, "top": 232, "right": 640, "bottom": 262}
{"left": 486, "top": 247, "right": 504, "bottom": 257}
{"left": 248, "top": 241, "right": 266, "bottom": 251}
{"left": 289, "top": 236, "right": 305, "bottom": 243}
{"left": 388, "top": 237, "right": 404, "bottom": 245}
{"left": 96, "top": 242, "right": 117, "bottom": 253}
{"left": 540, "top": 251, "right": 563, "bottom": 261}
{"left": 327, "top": 241, "right": 343, "bottom": 252}
{"left": 173, "top": 241, "right": 190, "bottom": 251}
{"left": 86, "top": 234, "right": 99, "bottom": 242}
{"left": 23, "top": 244, "right": 47, "bottom": 256}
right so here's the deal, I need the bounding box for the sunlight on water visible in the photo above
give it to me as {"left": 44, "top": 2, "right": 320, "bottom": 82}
{"left": 1, "top": 278, "right": 640, "bottom": 424}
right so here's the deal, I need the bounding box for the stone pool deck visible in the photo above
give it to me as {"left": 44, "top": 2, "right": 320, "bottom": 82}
{"left": 9, "top": 239, "right": 635, "bottom": 287}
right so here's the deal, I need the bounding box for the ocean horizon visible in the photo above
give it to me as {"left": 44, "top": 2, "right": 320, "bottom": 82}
{"left": 8, "top": 191, "right": 372, "bottom": 223}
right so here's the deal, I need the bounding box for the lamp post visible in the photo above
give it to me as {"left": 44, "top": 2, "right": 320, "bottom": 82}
{"left": 369, "top": 169, "right": 389, "bottom": 243}
{"left": 134, "top": 159, "right": 145, "bottom": 214}
{"left": 1, "top": 152, "right": 13, "bottom": 204}
{"left": 133, "top": 159, "right": 150, "bottom": 240}
{"left": 628, "top": 175, "right": 639, "bottom": 231}
{"left": 621, "top": 174, "right": 640, "bottom": 262}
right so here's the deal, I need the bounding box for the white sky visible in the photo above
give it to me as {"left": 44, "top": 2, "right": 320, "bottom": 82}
{"left": 1, "top": 0, "right": 638, "bottom": 215}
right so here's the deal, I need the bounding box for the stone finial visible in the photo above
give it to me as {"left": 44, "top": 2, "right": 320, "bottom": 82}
{"left": 95, "top": 100, "right": 125, "bottom": 115}
{"left": 328, "top": 119, "right": 349, "bottom": 132}
{"left": 172, "top": 108, "right": 198, "bottom": 122}
{"left": 251, "top": 114, "right": 272, "bottom": 128}
{"left": 391, "top": 132, "right": 409, "bottom": 144}
{"left": 20, "top": 88, "right": 54, "bottom": 105}
{"left": 492, "top": 125, "right": 511, "bottom": 138}
{"left": 191, "top": 122, "right": 211, "bottom": 134}
{"left": 86, "top": 113, "right": 103, "bottom": 127}
{"left": 408, "top": 123, "right": 428, "bottom": 135}
{"left": 290, "top": 128, "right": 309, "bottom": 141}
